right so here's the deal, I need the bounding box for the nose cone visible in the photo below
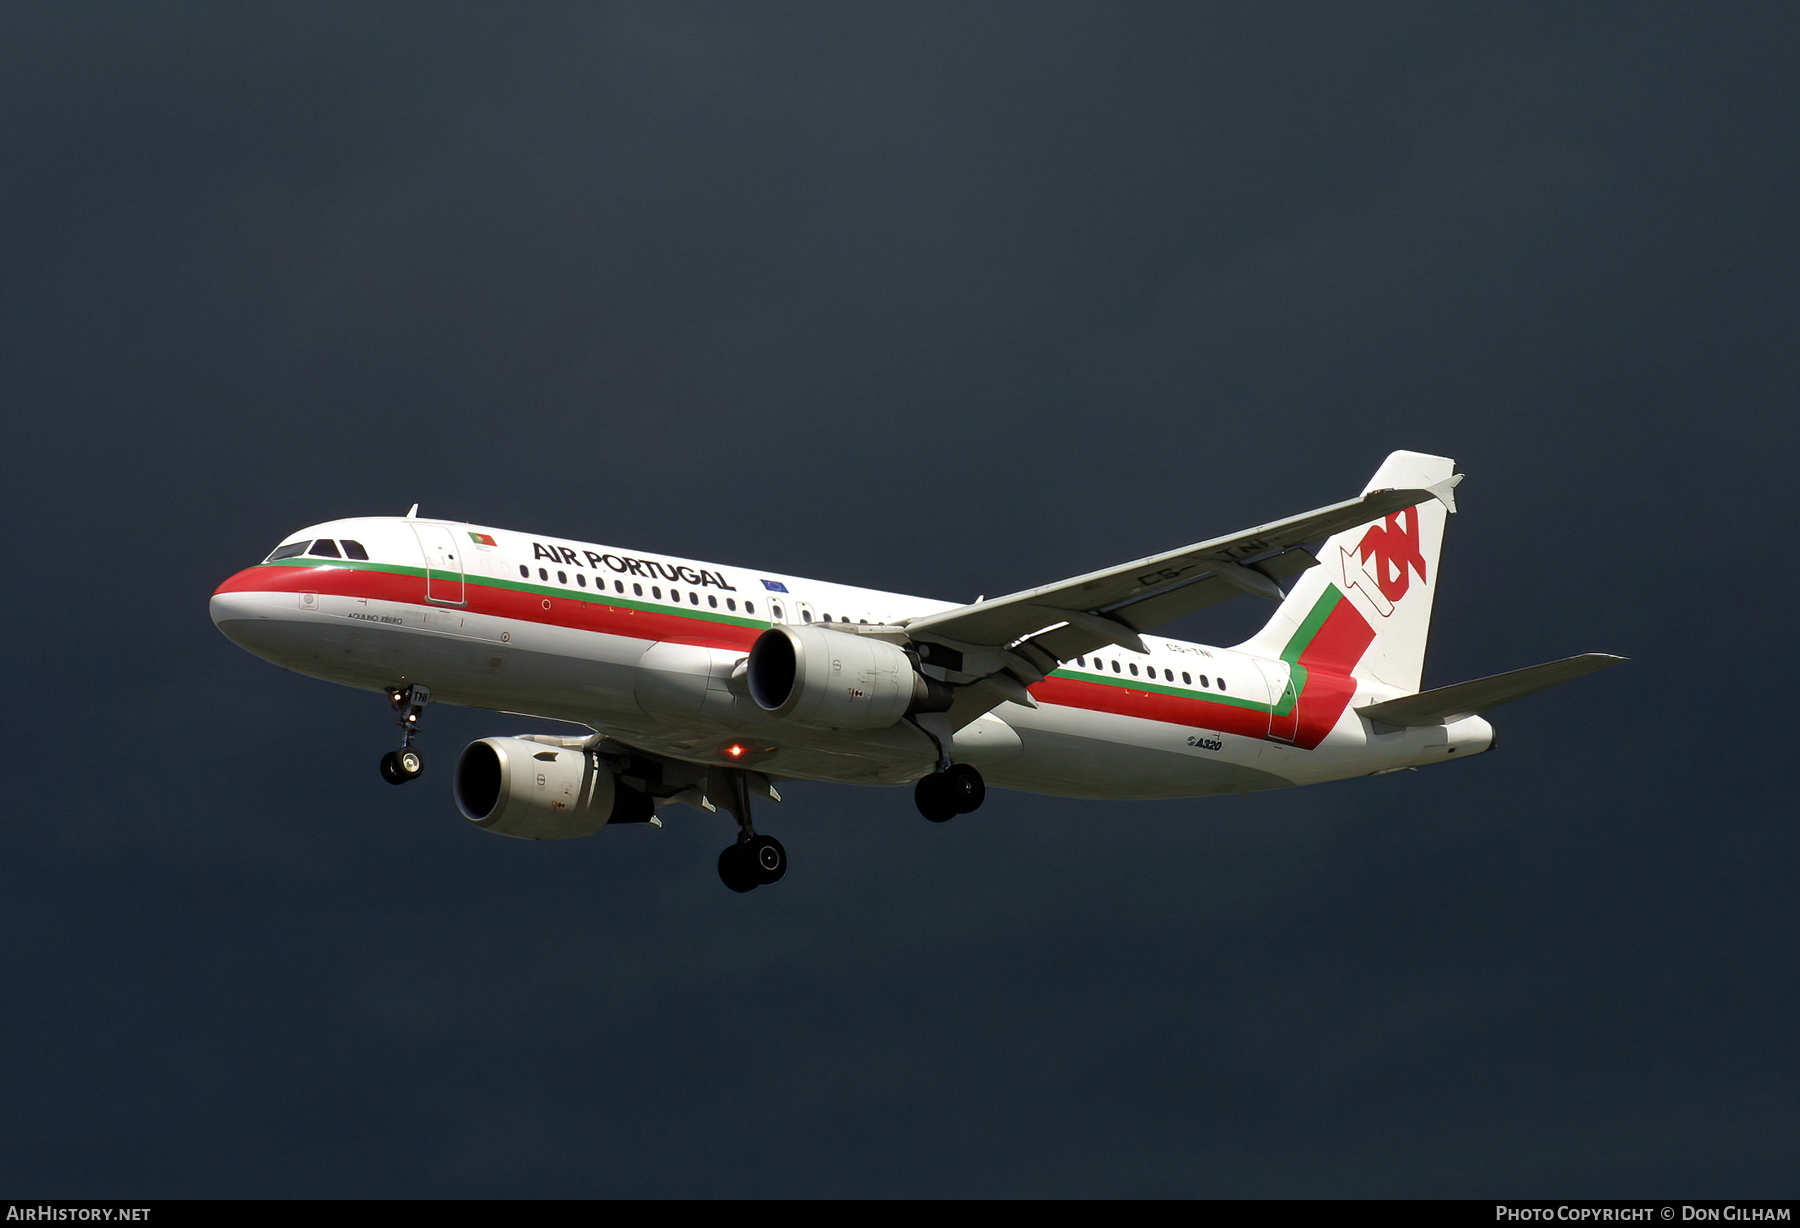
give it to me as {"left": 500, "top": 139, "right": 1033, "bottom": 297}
{"left": 210, "top": 589, "right": 251, "bottom": 634}
{"left": 211, "top": 569, "right": 277, "bottom": 648}
{"left": 211, "top": 568, "right": 261, "bottom": 630}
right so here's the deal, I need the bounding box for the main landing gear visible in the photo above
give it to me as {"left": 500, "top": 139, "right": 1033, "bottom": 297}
{"left": 713, "top": 768, "right": 787, "bottom": 893}
{"left": 379, "top": 684, "right": 430, "bottom": 785}
{"left": 914, "top": 763, "right": 985, "bottom": 823}
{"left": 718, "top": 834, "right": 787, "bottom": 894}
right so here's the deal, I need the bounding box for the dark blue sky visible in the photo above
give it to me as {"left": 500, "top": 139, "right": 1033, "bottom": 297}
{"left": 3, "top": 3, "right": 1796, "bottom": 1195}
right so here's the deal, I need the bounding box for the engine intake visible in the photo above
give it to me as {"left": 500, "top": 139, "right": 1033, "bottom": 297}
{"left": 746, "top": 623, "right": 948, "bottom": 730}
{"left": 454, "top": 737, "right": 646, "bottom": 840}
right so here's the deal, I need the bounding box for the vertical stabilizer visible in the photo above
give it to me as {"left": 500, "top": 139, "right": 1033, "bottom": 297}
{"left": 1236, "top": 451, "right": 1458, "bottom": 695}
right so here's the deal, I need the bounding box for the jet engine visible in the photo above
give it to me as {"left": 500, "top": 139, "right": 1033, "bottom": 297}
{"left": 746, "top": 623, "right": 949, "bottom": 730}
{"left": 453, "top": 737, "right": 652, "bottom": 840}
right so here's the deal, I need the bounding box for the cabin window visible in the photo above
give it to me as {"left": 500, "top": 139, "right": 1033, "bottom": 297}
{"left": 1199, "top": 675, "right": 1209, "bottom": 687}
{"left": 633, "top": 583, "right": 642, "bottom": 596}
{"left": 822, "top": 613, "right": 832, "bottom": 623}
{"left": 1164, "top": 669, "right": 1174, "bottom": 682}
{"left": 340, "top": 540, "right": 369, "bottom": 561}
{"left": 309, "top": 539, "right": 341, "bottom": 559}
{"left": 1075, "top": 657, "right": 1085, "bottom": 667}
{"left": 538, "top": 568, "right": 548, "bottom": 581}
{"left": 708, "top": 595, "right": 718, "bottom": 608}
{"left": 691, "top": 592, "right": 700, "bottom": 606}
{"left": 266, "top": 542, "right": 309, "bottom": 563}
{"left": 745, "top": 601, "right": 755, "bottom": 616}
{"left": 1218, "top": 678, "right": 1227, "bottom": 692}
{"left": 1128, "top": 663, "right": 1139, "bottom": 676}
{"left": 577, "top": 574, "right": 587, "bottom": 588}
{"left": 801, "top": 610, "right": 813, "bottom": 623}
{"left": 1111, "top": 660, "right": 1121, "bottom": 673}
{"left": 615, "top": 580, "right": 624, "bottom": 594}
{"left": 771, "top": 603, "right": 783, "bottom": 620}
{"left": 519, "top": 565, "right": 529, "bottom": 578}
{"left": 1182, "top": 672, "right": 1191, "bottom": 685}
{"left": 557, "top": 571, "right": 567, "bottom": 584}
{"left": 653, "top": 587, "right": 662, "bottom": 600}
{"left": 726, "top": 598, "right": 736, "bottom": 611}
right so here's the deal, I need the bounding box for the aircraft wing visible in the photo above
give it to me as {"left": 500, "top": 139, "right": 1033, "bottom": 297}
{"left": 902, "top": 483, "right": 1451, "bottom": 671}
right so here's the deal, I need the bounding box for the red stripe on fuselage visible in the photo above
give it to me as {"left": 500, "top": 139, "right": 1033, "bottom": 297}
{"left": 214, "top": 564, "right": 1376, "bottom": 748}
{"left": 1028, "top": 675, "right": 1273, "bottom": 739}
{"left": 214, "top": 564, "right": 761, "bottom": 652}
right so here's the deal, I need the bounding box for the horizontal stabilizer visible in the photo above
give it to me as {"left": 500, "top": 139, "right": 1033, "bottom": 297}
{"left": 1356, "top": 653, "right": 1625, "bottom": 729}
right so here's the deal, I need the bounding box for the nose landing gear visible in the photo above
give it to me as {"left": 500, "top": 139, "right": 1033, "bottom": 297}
{"left": 915, "top": 763, "right": 985, "bottom": 822}
{"left": 379, "top": 684, "right": 430, "bottom": 785}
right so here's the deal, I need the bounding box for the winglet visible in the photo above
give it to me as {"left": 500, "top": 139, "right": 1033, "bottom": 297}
{"left": 1426, "top": 474, "right": 1463, "bottom": 514}
{"left": 405, "top": 503, "right": 419, "bottom": 520}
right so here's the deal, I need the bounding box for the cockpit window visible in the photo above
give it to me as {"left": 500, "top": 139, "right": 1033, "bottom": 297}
{"left": 266, "top": 541, "right": 309, "bottom": 563}
{"left": 340, "top": 540, "right": 369, "bottom": 561}
{"left": 308, "top": 539, "right": 342, "bottom": 559}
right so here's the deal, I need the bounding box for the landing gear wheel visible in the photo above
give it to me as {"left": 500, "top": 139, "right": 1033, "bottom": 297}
{"left": 915, "top": 774, "right": 957, "bottom": 823}
{"left": 748, "top": 834, "right": 787, "bottom": 884}
{"left": 380, "top": 748, "right": 424, "bottom": 785}
{"left": 944, "top": 763, "right": 985, "bottom": 813}
{"left": 916, "top": 763, "right": 985, "bottom": 820}
{"left": 718, "top": 842, "right": 760, "bottom": 893}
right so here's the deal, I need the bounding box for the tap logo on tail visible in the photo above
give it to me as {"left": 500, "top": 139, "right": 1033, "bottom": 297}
{"left": 1339, "top": 506, "right": 1427, "bottom": 617}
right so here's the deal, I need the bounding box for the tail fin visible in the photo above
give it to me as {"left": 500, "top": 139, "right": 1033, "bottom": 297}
{"left": 1236, "top": 450, "right": 1459, "bottom": 695}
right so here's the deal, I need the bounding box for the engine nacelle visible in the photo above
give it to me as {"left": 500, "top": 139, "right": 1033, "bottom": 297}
{"left": 454, "top": 736, "right": 642, "bottom": 840}
{"left": 746, "top": 623, "right": 947, "bottom": 730}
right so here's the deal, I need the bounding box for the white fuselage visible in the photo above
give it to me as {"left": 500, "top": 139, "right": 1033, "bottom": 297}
{"left": 211, "top": 516, "right": 1492, "bottom": 802}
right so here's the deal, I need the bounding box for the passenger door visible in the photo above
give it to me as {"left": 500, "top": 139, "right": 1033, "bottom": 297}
{"left": 410, "top": 524, "right": 466, "bottom": 606}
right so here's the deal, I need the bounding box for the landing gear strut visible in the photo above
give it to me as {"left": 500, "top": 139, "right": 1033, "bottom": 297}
{"left": 915, "top": 763, "right": 985, "bottom": 822}
{"left": 379, "top": 684, "right": 430, "bottom": 785}
{"left": 713, "top": 768, "right": 786, "bottom": 892}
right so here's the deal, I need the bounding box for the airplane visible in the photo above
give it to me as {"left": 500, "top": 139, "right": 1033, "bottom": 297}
{"left": 210, "top": 450, "right": 1622, "bottom": 892}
